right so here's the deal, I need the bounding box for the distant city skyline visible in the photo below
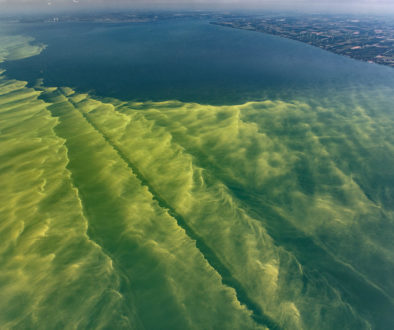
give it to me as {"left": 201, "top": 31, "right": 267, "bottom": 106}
{"left": 1, "top": 0, "right": 394, "bottom": 14}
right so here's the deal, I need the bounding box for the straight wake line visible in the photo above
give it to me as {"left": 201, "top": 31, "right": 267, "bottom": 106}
{"left": 147, "top": 108, "right": 393, "bottom": 304}
{"left": 66, "top": 95, "right": 282, "bottom": 330}
{"left": 119, "top": 107, "right": 394, "bottom": 328}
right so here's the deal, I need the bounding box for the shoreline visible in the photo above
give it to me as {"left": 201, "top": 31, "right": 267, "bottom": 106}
{"left": 211, "top": 20, "right": 394, "bottom": 69}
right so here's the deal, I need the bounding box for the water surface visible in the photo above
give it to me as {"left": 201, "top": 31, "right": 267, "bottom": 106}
{"left": 3, "top": 19, "right": 394, "bottom": 103}
{"left": 0, "top": 17, "right": 394, "bottom": 330}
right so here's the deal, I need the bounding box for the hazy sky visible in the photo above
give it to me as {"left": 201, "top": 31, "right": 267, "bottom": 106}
{"left": 1, "top": 0, "right": 394, "bottom": 14}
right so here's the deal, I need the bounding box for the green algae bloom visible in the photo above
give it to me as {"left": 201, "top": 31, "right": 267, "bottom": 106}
{"left": 0, "top": 29, "right": 393, "bottom": 330}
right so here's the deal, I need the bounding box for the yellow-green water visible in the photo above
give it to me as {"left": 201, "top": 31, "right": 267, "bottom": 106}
{"left": 0, "top": 30, "right": 393, "bottom": 330}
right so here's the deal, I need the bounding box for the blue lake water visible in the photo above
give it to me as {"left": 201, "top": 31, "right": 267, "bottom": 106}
{"left": 3, "top": 18, "right": 394, "bottom": 104}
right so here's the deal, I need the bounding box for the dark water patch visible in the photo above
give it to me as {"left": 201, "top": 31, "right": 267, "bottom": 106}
{"left": 231, "top": 187, "right": 394, "bottom": 330}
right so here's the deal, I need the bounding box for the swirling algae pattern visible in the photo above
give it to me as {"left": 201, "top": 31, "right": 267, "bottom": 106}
{"left": 0, "top": 33, "right": 393, "bottom": 330}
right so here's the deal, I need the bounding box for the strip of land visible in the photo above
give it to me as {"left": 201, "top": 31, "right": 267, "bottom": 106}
{"left": 212, "top": 15, "right": 394, "bottom": 68}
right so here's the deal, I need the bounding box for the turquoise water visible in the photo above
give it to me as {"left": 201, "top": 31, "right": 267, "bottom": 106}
{"left": 0, "top": 17, "right": 394, "bottom": 330}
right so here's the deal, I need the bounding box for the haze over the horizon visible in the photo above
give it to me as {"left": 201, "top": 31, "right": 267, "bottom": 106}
{"left": 1, "top": 0, "right": 394, "bottom": 14}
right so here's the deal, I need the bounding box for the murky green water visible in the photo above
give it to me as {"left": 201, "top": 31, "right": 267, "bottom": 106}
{"left": 0, "top": 18, "right": 393, "bottom": 330}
